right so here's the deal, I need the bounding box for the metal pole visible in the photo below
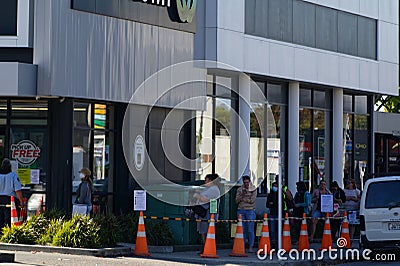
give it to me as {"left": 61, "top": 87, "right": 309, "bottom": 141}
{"left": 278, "top": 152, "right": 283, "bottom": 251}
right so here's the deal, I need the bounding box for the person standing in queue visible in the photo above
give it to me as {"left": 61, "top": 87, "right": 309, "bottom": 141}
{"left": 266, "top": 182, "right": 284, "bottom": 249}
{"left": 193, "top": 173, "right": 221, "bottom": 243}
{"left": 235, "top": 175, "right": 257, "bottom": 252}
{"left": 75, "top": 167, "right": 94, "bottom": 215}
{"left": 0, "top": 158, "right": 25, "bottom": 228}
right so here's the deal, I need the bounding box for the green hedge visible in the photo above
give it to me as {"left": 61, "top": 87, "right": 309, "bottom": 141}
{"left": 0, "top": 211, "right": 174, "bottom": 248}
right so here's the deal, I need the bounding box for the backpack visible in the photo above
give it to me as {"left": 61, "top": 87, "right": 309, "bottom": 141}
{"left": 284, "top": 187, "right": 294, "bottom": 210}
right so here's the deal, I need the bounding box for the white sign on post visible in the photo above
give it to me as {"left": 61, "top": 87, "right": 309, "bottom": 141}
{"left": 320, "top": 194, "right": 333, "bottom": 213}
{"left": 134, "top": 190, "right": 147, "bottom": 211}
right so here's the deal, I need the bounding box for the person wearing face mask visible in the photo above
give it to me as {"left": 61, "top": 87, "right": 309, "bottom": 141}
{"left": 74, "top": 168, "right": 93, "bottom": 215}
{"left": 266, "top": 182, "right": 284, "bottom": 248}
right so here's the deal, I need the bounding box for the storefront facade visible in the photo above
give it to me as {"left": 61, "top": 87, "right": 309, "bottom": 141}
{"left": 197, "top": 0, "right": 398, "bottom": 194}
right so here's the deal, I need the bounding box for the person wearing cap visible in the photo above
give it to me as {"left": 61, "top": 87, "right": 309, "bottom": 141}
{"left": 75, "top": 167, "right": 93, "bottom": 215}
{"left": 0, "top": 158, "right": 25, "bottom": 228}
{"left": 235, "top": 175, "right": 257, "bottom": 252}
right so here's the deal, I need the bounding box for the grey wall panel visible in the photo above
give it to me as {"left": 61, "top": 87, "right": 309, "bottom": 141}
{"left": 96, "top": 0, "right": 120, "bottom": 17}
{"left": 316, "top": 6, "right": 338, "bottom": 52}
{"left": 338, "top": 11, "right": 357, "bottom": 56}
{"left": 358, "top": 16, "right": 376, "bottom": 60}
{"left": 35, "top": 0, "right": 197, "bottom": 107}
{"left": 293, "top": 0, "right": 316, "bottom": 47}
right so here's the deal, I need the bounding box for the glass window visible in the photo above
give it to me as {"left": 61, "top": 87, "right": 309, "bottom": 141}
{"left": 355, "top": 96, "right": 367, "bottom": 114}
{"left": 0, "top": 100, "right": 7, "bottom": 117}
{"left": 338, "top": 11, "right": 358, "bottom": 56}
{"left": 215, "top": 76, "right": 232, "bottom": 98}
{"left": 314, "top": 90, "right": 326, "bottom": 109}
{"left": 365, "top": 181, "right": 400, "bottom": 209}
{"left": 11, "top": 100, "right": 48, "bottom": 118}
{"left": 215, "top": 98, "right": 233, "bottom": 180}
{"left": 267, "top": 83, "right": 286, "bottom": 104}
{"left": 293, "top": 0, "right": 316, "bottom": 47}
{"left": 196, "top": 97, "right": 213, "bottom": 180}
{"left": 354, "top": 114, "right": 368, "bottom": 188}
{"left": 268, "top": 0, "right": 293, "bottom": 42}
{"left": 299, "top": 108, "right": 312, "bottom": 185}
{"left": 358, "top": 16, "right": 377, "bottom": 60}
{"left": 10, "top": 127, "right": 48, "bottom": 192}
{"left": 313, "top": 110, "right": 329, "bottom": 186}
{"left": 0, "top": 0, "right": 17, "bottom": 36}
{"left": 343, "top": 95, "right": 353, "bottom": 112}
{"left": 343, "top": 113, "right": 353, "bottom": 181}
{"left": 300, "top": 89, "right": 312, "bottom": 106}
{"left": 73, "top": 102, "right": 91, "bottom": 128}
{"left": 73, "top": 101, "right": 114, "bottom": 214}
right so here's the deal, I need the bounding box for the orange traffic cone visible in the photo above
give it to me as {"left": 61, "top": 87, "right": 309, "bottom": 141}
{"left": 134, "top": 211, "right": 151, "bottom": 257}
{"left": 297, "top": 213, "right": 309, "bottom": 251}
{"left": 258, "top": 213, "right": 271, "bottom": 255}
{"left": 229, "top": 214, "right": 248, "bottom": 257}
{"left": 339, "top": 211, "right": 351, "bottom": 248}
{"left": 200, "top": 214, "right": 219, "bottom": 258}
{"left": 320, "top": 213, "right": 332, "bottom": 250}
{"left": 282, "top": 213, "right": 292, "bottom": 252}
{"left": 10, "top": 196, "right": 21, "bottom": 227}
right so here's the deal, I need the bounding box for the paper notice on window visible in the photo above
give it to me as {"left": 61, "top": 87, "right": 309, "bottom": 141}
{"left": 134, "top": 190, "right": 146, "bottom": 211}
{"left": 320, "top": 194, "right": 333, "bottom": 213}
{"left": 30, "top": 169, "right": 40, "bottom": 184}
{"left": 18, "top": 169, "right": 31, "bottom": 185}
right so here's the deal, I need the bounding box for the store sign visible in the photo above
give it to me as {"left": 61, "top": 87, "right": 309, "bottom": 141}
{"left": 141, "top": 0, "right": 197, "bottom": 23}
{"left": 11, "top": 140, "right": 41, "bottom": 166}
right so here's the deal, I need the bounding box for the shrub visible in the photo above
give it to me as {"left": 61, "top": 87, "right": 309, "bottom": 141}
{"left": 92, "top": 214, "right": 121, "bottom": 247}
{"left": 1, "top": 225, "right": 35, "bottom": 244}
{"left": 146, "top": 220, "right": 174, "bottom": 246}
{"left": 116, "top": 212, "right": 138, "bottom": 244}
{"left": 52, "top": 215, "right": 101, "bottom": 248}
{"left": 36, "top": 218, "right": 64, "bottom": 245}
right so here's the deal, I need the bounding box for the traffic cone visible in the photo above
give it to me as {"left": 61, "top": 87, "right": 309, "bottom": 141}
{"left": 229, "top": 214, "right": 248, "bottom": 257}
{"left": 200, "top": 214, "right": 219, "bottom": 258}
{"left": 134, "top": 211, "right": 151, "bottom": 257}
{"left": 297, "top": 213, "right": 309, "bottom": 251}
{"left": 282, "top": 213, "right": 292, "bottom": 252}
{"left": 10, "top": 196, "right": 21, "bottom": 227}
{"left": 320, "top": 213, "right": 332, "bottom": 250}
{"left": 258, "top": 213, "right": 271, "bottom": 255}
{"left": 339, "top": 211, "right": 351, "bottom": 248}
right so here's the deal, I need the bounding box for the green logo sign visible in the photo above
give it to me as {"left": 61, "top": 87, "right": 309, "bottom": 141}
{"left": 176, "top": 0, "right": 197, "bottom": 23}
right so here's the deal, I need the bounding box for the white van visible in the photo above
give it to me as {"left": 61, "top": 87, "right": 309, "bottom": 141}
{"left": 359, "top": 176, "right": 400, "bottom": 249}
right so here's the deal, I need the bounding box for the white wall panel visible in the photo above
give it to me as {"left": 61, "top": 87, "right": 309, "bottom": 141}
{"left": 269, "top": 42, "right": 295, "bottom": 78}
{"left": 379, "top": 0, "right": 399, "bottom": 24}
{"left": 379, "top": 62, "right": 398, "bottom": 95}
{"left": 294, "top": 48, "right": 317, "bottom": 82}
{"left": 317, "top": 52, "right": 339, "bottom": 85}
{"left": 217, "top": 29, "right": 244, "bottom": 70}
{"left": 360, "top": 0, "right": 378, "bottom": 18}
{"left": 359, "top": 60, "right": 379, "bottom": 92}
{"left": 339, "top": 56, "right": 360, "bottom": 88}
{"left": 378, "top": 21, "right": 399, "bottom": 64}
{"left": 339, "top": 0, "right": 359, "bottom": 14}
{"left": 217, "top": 0, "right": 244, "bottom": 32}
{"left": 243, "top": 37, "right": 269, "bottom": 75}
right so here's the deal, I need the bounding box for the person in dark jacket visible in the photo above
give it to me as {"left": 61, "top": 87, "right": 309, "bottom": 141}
{"left": 266, "top": 182, "right": 285, "bottom": 248}
{"left": 330, "top": 181, "right": 346, "bottom": 240}
{"left": 75, "top": 167, "right": 93, "bottom": 215}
